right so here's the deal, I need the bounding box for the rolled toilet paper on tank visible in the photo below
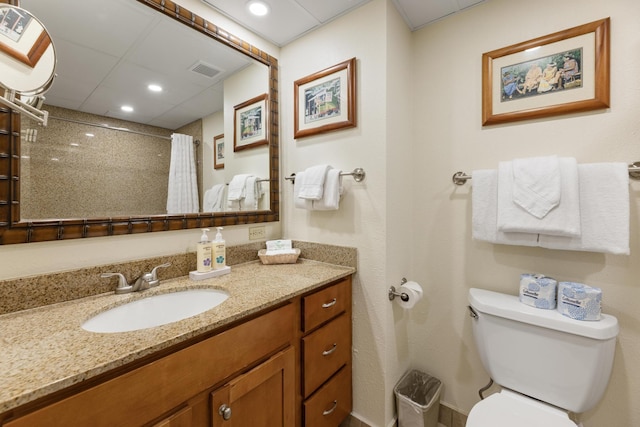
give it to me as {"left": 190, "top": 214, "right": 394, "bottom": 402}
{"left": 557, "top": 282, "right": 602, "bottom": 321}
{"left": 397, "top": 281, "right": 423, "bottom": 309}
{"left": 519, "top": 273, "right": 558, "bottom": 309}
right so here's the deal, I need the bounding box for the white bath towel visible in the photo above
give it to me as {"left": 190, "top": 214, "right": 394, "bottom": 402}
{"left": 497, "top": 158, "right": 581, "bottom": 237}
{"left": 227, "top": 174, "right": 251, "bottom": 210}
{"left": 298, "top": 164, "right": 331, "bottom": 200}
{"left": 203, "top": 184, "right": 226, "bottom": 212}
{"left": 293, "top": 171, "right": 313, "bottom": 210}
{"left": 539, "top": 163, "right": 629, "bottom": 255}
{"left": 471, "top": 169, "right": 539, "bottom": 247}
{"left": 312, "top": 169, "right": 343, "bottom": 210}
{"left": 243, "top": 176, "right": 264, "bottom": 211}
{"left": 512, "top": 155, "right": 561, "bottom": 218}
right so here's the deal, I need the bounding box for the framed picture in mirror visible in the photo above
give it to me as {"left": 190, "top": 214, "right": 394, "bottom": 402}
{"left": 0, "top": 5, "right": 51, "bottom": 67}
{"left": 214, "top": 133, "right": 224, "bottom": 169}
{"left": 234, "top": 93, "right": 268, "bottom": 152}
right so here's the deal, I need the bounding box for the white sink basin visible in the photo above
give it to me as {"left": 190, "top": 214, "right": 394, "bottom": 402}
{"left": 82, "top": 289, "right": 229, "bottom": 333}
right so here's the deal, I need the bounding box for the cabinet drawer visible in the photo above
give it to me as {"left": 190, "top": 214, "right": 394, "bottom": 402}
{"left": 302, "top": 312, "right": 351, "bottom": 398}
{"left": 303, "top": 364, "right": 352, "bottom": 427}
{"left": 303, "top": 278, "right": 350, "bottom": 333}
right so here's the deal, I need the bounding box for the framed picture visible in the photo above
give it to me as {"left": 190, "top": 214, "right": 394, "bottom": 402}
{"left": 482, "top": 18, "right": 609, "bottom": 126}
{"left": 0, "top": 6, "right": 51, "bottom": 67}
{"left": 294, "top": 57, "right": 357, "bottom": 138}
{"left": 233, "top": 93, "right": 268, "bottom": 152}
{"left": 213, "top": 133, "right": 224, "bottom": 169}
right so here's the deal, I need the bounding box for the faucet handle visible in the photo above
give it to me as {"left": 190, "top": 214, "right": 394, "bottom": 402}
{"left": 101, "top": 272, "right": 133, "bottom": 294}
{"left": 150, "top": 262, "right": 171, "bottom": 281}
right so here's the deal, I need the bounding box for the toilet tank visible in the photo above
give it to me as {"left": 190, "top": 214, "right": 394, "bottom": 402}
{"left": 468, "top": 288, "right": 619, "bottom": 413}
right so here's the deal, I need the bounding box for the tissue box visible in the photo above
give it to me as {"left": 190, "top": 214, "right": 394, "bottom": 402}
{"left": 519, "top": 273, "right": 558, "bottom": 309}
{"left": 557, "top": 282, "right": 602, "bottom": 321}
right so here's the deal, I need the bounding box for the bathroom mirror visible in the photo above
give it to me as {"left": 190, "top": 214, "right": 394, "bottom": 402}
{"left": 0, "top": 0, "right": 279, "bottom": 244}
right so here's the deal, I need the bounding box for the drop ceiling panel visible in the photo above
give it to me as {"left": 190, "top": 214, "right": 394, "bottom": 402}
{"left": 295, "top": 0, "right": 371, "bottom": 23}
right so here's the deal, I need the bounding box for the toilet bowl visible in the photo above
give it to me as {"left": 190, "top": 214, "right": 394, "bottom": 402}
{"left": 467, "top": 288, "right": 618, "bottom": 426}
{"left": 466, "top": 389, "right": 576, "bottom": 427}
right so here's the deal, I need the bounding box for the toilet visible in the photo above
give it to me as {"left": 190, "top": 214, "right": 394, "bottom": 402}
{"left": 466, "top": 288, "right": 619, "bottom": 427}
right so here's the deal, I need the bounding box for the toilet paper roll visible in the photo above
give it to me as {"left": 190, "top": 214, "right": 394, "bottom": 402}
{"left": 397, "top": 281, "right": 423, "bottom": 309}
{"left": 557, "top": 282, "right": 602, "bottom": 321}
{"left": 519, "top": 273, "right": 558, "bottom": 310}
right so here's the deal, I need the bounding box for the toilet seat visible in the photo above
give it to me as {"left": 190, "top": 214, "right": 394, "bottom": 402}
{"left": 466, "top": 389, "right": 577, "bottom": 427}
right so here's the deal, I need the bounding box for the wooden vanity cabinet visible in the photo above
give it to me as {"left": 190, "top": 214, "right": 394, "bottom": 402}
{"left": 2, "top": 275, "right": 353, "bottom": 427}
{"left": 300, "top": 277, "right": 352, "bottom": 426}
{"left": 4, "top": 303, "right": 296, "bottom": 427}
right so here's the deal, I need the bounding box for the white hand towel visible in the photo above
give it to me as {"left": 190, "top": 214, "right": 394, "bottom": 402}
{"left": 203, "top": 184, "right": 226, "bottom": 212}
{"left": 298, "top": 164, "right": 331, "bottom": 200}
{"left": 312, "top": 169, "right": 343, "bottom": 210}
{"left": 227, "top": 174, "right": 251, "bottom": 201}
{"left": 512, "top": 155, "right": 561, "bottom": 218}
{"left": 497, "top": 158, "right": 581, "bottom": 237}
{"left": 471, "top": 169, "right": 539, "bottom": 247}
{"left": 539, "top": 163, "right": 629, "bottom": 255}
{"left": 293, "top": 172, "right": 313, "bottom": 210}
{"left": 243, "top": 176, "right": 263, "bottom": 211}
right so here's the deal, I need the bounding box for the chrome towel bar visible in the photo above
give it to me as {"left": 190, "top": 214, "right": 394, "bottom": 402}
{"left": 286, "top": 167, "right": 366, "bottom": 184}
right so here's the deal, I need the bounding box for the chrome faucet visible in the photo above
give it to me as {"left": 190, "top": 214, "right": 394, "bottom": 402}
{"left": 101, "top": 262, "right": 171, "bottom": 294}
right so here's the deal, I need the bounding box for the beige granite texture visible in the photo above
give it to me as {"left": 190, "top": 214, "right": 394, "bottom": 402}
{"left": 0, "top": 258, "right": 355, "bottom": 414}
{"left": 0, "top": 241, "right": 357, "bottom": 315}
{"left": 21, "top": 105, "right": 175, "bottom": 219}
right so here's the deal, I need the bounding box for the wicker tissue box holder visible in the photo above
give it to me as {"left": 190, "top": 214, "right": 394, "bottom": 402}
{"left": 258, "top": 248, "right": 301, "bottom": 265}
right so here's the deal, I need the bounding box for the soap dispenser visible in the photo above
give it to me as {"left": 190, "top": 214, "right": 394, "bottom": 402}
{"left": 196, "top": 228, "right": 213, "bottom": 273}
{"left": 213, "top": 227, "right": 226, "bottom": 270}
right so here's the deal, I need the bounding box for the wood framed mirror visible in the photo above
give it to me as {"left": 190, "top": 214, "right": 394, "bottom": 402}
{"left": 0, "top": 0, "right": 279, "bottom": 245}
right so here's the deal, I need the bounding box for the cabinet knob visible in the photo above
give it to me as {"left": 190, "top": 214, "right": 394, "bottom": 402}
{"left": 219, "top": 404, "right": 232, "bottom": 420}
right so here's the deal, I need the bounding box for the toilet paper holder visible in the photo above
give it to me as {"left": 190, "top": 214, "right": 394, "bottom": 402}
{"left": 388, "top": 278, "right": 410, "bottom": 302}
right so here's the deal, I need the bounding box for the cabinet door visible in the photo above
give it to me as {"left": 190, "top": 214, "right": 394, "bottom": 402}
{"left": 210, "top": 347, "right": 295, "bottom": 427}
{"left": 152, "top": 406, "right": 193, "bottom": 427}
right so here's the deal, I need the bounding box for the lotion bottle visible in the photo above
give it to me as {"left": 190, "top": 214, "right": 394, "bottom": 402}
{"left": 196, "top": 228, "right": 213, "bottom": 272}
{"left": 213, "top": 227, "right": 226, "bottom": 270}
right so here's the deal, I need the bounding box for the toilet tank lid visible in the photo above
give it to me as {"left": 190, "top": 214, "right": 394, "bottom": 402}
{"left": 468, "top": 288, "right": 619, "bottom": 340}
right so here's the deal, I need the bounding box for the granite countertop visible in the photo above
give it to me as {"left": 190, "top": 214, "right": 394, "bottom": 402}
{"left": 0, "top": 259, "right": 355, "bottom": 414}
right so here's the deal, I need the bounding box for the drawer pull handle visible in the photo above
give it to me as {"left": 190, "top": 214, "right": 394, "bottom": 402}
{"left": 322, "top": 343, "right": 337, "bottom": 356}
{"left": 322, "top": 298, "right": 337, "bottom": 308}
{"left": 323, "top": 400, "right": 338, "bottom": 416}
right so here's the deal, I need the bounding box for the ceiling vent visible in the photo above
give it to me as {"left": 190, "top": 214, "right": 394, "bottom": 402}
{"left": 190, "top": 61, "right": 221, "bottom": 78}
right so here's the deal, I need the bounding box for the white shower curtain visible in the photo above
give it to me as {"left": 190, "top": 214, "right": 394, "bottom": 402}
{"left": 166, "top": 133, "right": 199, "bottom": 214}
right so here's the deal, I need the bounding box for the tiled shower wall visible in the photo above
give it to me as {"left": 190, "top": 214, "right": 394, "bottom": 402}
{"left": 20, "top": 105, "right": 202, "bottom": 219}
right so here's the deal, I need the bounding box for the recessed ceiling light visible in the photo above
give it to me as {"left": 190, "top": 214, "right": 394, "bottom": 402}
{"left": 148, "top": 84, "right": 163, "bottom": 92}
{"left": 121, "top": 105, "right": 134, "bottom": 112}
{"left": 247, "top": 0, "right": 269, "bottom": 16}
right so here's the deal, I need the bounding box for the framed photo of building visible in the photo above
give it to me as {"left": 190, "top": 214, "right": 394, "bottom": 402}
{"left": 482, "top": 18, "right": 609, "bottom": 126}
{"left": 233, "top": 93, "right": 268, "bottom": 152}
{"left": 294, "top": 57, "right": 357, "bottom": 138}
{"left": 0, "top": 5, "right": 51, "bottom": 68}
{"left": 213, "top": 133, "right": 224, "bottom": 169}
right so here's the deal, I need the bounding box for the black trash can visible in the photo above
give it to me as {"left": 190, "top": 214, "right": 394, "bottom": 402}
{"left": 394, "top": 369, "right": 442, "bottom": 427}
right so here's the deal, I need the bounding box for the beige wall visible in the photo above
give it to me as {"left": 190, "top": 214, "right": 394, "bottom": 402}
{"left": 410, "top": 0, "right": 640, "bottom": 426}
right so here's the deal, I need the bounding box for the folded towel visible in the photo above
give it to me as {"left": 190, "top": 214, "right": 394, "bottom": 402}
{"left": 293, "top": 171, "right": 313, "bottom": 210}
{"left": 312, "top": 169, "right": 343, "bottom": 210}
{"left": 512, "top": 155, "right": 561, "bottom": 218}
{"left": 298, "top": 165, "right": 331, "bottom": 200}
{"left": 243, "top": 176, "right": 263, "bottom": 211}
{"left": 497, "top": 158, "right": 581, "bottom": 237}
{"left": 471, "top": 169, "right": 539, "bottom": 247}
{"left": 539, "top": 163, "right": 629, "bottom": 255}
{"left": 203, "top": 184, "right": 226, "bottom": 212}
{"left": 227, "top": 174, "right": 251, "bottom": 201}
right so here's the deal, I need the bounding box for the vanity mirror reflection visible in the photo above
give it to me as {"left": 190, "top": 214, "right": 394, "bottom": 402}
{"left": 0, "top": 0, "right": 279, "bottom": 244}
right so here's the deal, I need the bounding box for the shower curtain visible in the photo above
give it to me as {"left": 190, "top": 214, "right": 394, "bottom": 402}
{"left": 166, "top": 133, "right": 199, "bottom": 214}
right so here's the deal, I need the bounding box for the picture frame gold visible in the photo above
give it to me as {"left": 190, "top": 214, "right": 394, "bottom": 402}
{"left": 482, "top": 18, "right": 610, "bottom": 126}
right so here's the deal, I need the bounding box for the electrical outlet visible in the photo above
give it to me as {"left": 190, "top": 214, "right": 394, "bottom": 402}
{"left": 249, "top": 226, "right": 266, "bottom": 240}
